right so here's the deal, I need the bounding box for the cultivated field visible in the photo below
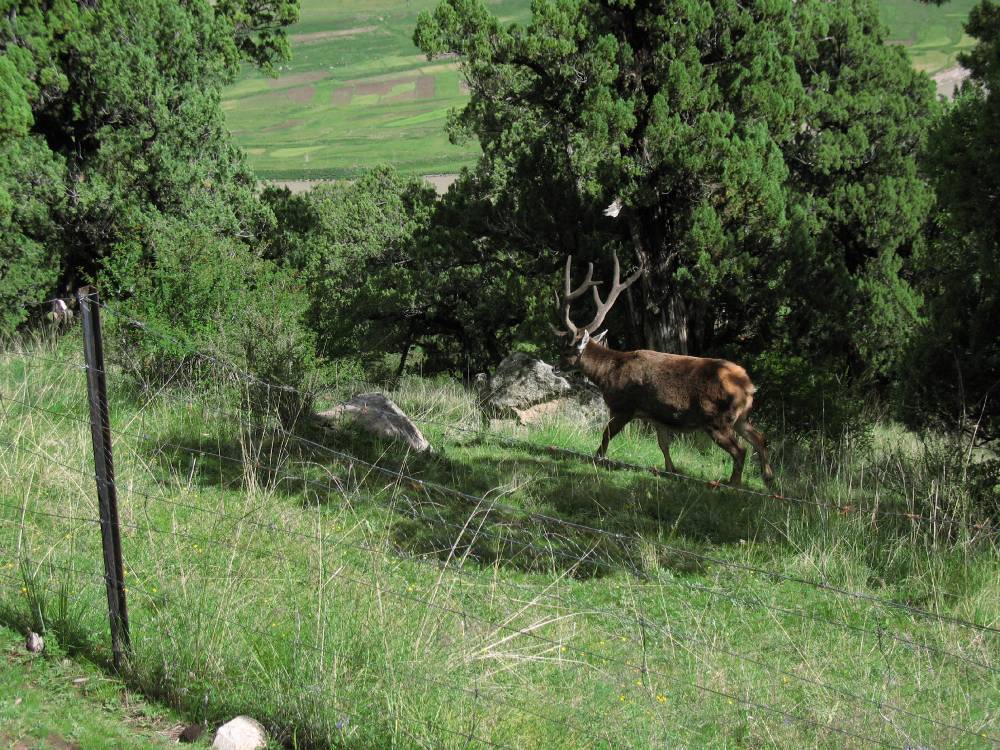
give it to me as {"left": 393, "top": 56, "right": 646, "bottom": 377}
{"left": 881, "top": 0, "right": 979, "bottom": 75}
{"left": 222, "top": 0, "right": 981, "bottom": 181}
{"left": 2, "top": 331, "right": 997, "bottom": 747}
{"left": 222, "top": 0, "right": 528, "bottom": 179}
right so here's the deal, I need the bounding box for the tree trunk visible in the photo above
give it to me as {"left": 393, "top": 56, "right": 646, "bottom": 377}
{"left": 638, "top": 281, "right": 688, "bottom": 354}
{"left": 627, "top": 215, "right": 689, "bottom": 354}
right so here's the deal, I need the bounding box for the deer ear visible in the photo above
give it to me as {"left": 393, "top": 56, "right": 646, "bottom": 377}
{"left": 577, "top": 329, "right": 590, "bottom": 351}
{"left": 593, "top": 330, "right": 608, "bottom": 344}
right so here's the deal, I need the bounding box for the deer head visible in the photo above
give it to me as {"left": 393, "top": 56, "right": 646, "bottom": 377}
{"left": 552, "top": 250, "right": 642, "bottom": 369}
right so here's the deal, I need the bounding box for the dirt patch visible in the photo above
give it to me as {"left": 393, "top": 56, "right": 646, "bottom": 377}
{"left": 269, "top": 179, "right": 324, "bottom": 195}
{"left": 283, "top": 86, "right": 315, "bottom": 105}
{"left": 1, "top": 733, "right": 30, "bottom": 750}
{"left": 265, "top": 71, "right": 329, "bottom": 89}
{"left": 458, "top": 79, "right": 470, "bottom": 94}
{"left": 354, "top": 77, "right": 409, "bottom": 97}
{"left": 385, "top": 89, "right": 417, "bottom": 103}
{"left": 260, "top": 118, "right": 304, "bottom": 134}
{"left": 256, "top": 86, "right": 315, "bottom": 107}
{"left": 416, "top": 75, "right": 436, "bottom": 99}
{"left": 265, "top": 174, "right": 459, "bottom": 196}
{"left": 331, "top": 86, "right": 353, "bottom": 106}
{"left": 933, "top": 65, "right": 970, "bottom": 99}
{"left": 45, "top": 736, "right": 82, "bottom": 750}
{"left": 423, "top": 174, "right": 458, "bottom": 194}
{"left": 290, "top": 26, "right": 377, "bottom": 45}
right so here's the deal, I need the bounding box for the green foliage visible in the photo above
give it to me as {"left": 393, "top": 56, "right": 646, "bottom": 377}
{"left": 0, "top": 0, "right": 297, "bottom": 329}
{"left": 267, "top": 166, "right": 551, "bottom": 378}
{"left": 0, "top": 54, "right": 64, "bottom": 334}
{"left": 774, "top": 0, "right": 936, "bottom": 378}
{"left": 745, "top": 352, "right": 870, "bottom": 439}
{"left": 99, "top": 205, "right": 319, "bottom": 423}
{"left": 907, "top": 0, "right": 1000, "bottom": 445}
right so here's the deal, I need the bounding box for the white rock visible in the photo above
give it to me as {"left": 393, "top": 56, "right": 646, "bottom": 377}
{"left": 317, "top": 393, "right": 432, "bottom": 453}
{"left": 212, "top": 716, "right": 267, "bottom": 750}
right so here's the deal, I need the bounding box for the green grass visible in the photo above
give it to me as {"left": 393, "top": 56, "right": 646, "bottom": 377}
{"left": 1, "top": 334, "right": 998, "bottom": 748}
{"left": 0, "top": 624, "right": 205, "bottom": 748}
{"left": 222, "top": 0, "right": 981, "bottom": 181}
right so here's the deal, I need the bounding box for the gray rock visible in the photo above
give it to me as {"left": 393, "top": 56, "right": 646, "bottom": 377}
{"left": 484, "top": 353, "right": 608, "bottom": 427}
{"left": 317, "top": 393, "right": 432, "bottom": 453}
{"left": 564, "top": 373, "right": 610, "bottom": 427}
{"left": 212, "top": 716, "right": 267, "bottom": 750}
{"left": 25, "top": 631, "right": 44, "bottom": 653}
{"left": 487, "top": 353, "right": 572, "bottom": 414}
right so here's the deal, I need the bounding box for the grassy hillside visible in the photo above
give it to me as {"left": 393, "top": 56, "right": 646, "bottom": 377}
{"left": 880, "top": 0, "right": 979, "bottom": 74}
{"left": 1, "top": 333, "right": 997, "bottom": 747}
{"left": 222, "top": 0, "right": 980, "bottom": 181}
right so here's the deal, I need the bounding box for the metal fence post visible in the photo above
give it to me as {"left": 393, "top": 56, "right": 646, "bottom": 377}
{"left": 77, "top": 285, "right": 130, "bottom": 671}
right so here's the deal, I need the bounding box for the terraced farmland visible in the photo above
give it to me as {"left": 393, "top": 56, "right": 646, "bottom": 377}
{"left": 222, "top": 0, "right": 528, "bottom": 180}
{"left": 222, "top": 0, "right": 980, "bottom": 180}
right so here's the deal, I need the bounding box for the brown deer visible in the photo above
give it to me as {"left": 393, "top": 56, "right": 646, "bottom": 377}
{"left": 553, "top": 252, "right": 774, "bottom": 487}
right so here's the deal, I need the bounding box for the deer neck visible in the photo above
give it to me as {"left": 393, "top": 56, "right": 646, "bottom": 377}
{"left": 577, "top": 341, "right": 616, "bottom": 388}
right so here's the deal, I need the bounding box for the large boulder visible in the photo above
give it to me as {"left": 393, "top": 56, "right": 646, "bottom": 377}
{"left": 483, "top": 353, "right": 608, "bottom": 427}
{"left": 487, "top": 352, "right": 572, "bottom": 412}
{"left": 317, "top": 393, "right": 432, "bottom": 453}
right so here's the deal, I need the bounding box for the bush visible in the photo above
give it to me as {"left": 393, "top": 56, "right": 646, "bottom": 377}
{"left": 745, "top": 350, "right": 872, "bottom": 440}
{"left": 98, "top": 209, "right": 321, "bottom": 426}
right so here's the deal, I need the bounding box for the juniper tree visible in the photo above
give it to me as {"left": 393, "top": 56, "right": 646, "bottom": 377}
{"left": 0, "top": 0, "right": 297, "bottom": 331}
{"left": 415, "top": 0, "right": 937, "bottom": 380}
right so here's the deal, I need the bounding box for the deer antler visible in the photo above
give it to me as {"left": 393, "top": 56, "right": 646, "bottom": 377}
{"left": 557, "top": 255, "right": 600, "bottom": 336}
{"left": 583, "top": 250, "right": 643, "bottom": 333}
{"left": 555, "top": 251, "right": 643, "bottom": 337}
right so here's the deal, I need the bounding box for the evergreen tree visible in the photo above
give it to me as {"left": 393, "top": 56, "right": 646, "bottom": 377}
{"left": 0, "top": 0, "right": 297, "bottom": 332}
{"left": 415, "top": 0, "right": 937, "bottom": 383}
{"left": 909, "top": 0, "right": 1000, "bottom": 444}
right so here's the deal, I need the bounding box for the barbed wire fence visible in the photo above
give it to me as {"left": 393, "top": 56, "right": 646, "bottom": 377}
{"left": 0, "top": 289, "right": 998, "bottom": 748}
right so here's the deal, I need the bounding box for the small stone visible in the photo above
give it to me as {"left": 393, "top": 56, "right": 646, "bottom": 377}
{"left": 179, "top": 723, "right": 206, "bottom": 743}
{"left": 25, "top": 632, "right": 43, "bottom": 653}
{"left": 212, "top": 716, "right": 267, "bottom": 750}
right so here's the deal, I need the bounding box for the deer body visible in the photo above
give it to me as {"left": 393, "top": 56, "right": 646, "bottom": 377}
{"left": 576, "top": 344, "right": 753, "bottom": 431}
{"left": 554, "top": 252, "right": 774, "bottom": 487}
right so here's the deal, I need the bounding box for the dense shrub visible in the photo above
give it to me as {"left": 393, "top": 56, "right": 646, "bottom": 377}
{"left": 98, "top": 207, "right": 319, "bottom": 425}
{"left": 904, "top": 0, "right": 1000, "bottom": 449}
{"left": 743, "top": 351, "right": 872, "bottom": 440}
{"left": 265, "top": 167, "right": 552, "bottom": 380}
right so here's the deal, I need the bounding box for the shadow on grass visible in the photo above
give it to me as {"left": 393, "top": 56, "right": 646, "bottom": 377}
{"left": 136, "top": 419, "right": 797, "bottom": 581}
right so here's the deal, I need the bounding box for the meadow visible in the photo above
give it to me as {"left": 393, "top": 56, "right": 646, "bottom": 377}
{"left": 1, "top": 329, "right": 998, "bottom": 748}
{"left": 222, "top": 0, "right": 981, "bottom": 181}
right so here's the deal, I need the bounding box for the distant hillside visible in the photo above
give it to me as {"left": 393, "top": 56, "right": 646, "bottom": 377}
{"left": 222, "top": 0, "right": 976, "bottom": 180}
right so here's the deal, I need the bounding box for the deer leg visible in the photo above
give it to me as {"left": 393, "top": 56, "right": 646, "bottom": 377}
{"left": 597, "top": 411, "right": 631, "bottom": 460}
{"left": 654, "top": 425, "right": 676, "bottom": 473}
{"left": 735, "top": 420, "right": 774, "bottom": 487}
{"left": 706, "top": 427, "right": 746, "bottom": 487}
